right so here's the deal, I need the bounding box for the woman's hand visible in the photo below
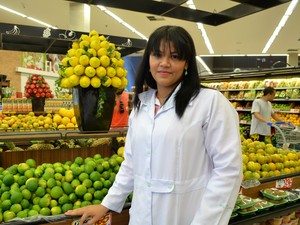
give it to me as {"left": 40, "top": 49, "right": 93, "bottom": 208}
{"left": 65, "top": 204, "right": 109, "bottom": 225}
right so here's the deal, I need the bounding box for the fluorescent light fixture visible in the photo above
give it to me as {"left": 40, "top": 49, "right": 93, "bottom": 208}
{"left": 196, "top": 56, "right": 212, "bottom": 74}
{"left": 197, "top": 23, "right": 214, "bottom": 54}
{"left": 97, "top": 5, "right": 148, "bottom": 40}
{"left": 0, "top": 4, "right": 58, "bottom": 29}
{"left": 262, "top": 0, "right": 298, "bottom": 53}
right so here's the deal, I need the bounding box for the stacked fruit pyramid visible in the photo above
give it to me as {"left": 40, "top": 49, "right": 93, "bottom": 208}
{"left": 242, "top": 137, "right": 300, "bottom": 180}
{"left": 57, "top": 30, "right": 128, "bottom": 90}
{"left": 0, "top": 150, "right": 125, "bottom": 222}
{"left": 24, "top": 74, "right": 54, "bottom": 99}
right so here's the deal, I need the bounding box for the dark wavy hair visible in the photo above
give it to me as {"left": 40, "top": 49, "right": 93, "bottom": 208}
{"left": 133, "top": 25, "right": 203, "bottom": 118}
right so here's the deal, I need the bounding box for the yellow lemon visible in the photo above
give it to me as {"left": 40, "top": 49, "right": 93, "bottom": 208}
{"left": 101, "top": 76, "right": 112, "bottom": 87}
{"left": 97, "top": 48, "right": 108, "bottom": 57}
{"left": 69, "top": 56, "right": 79, "bottom": 67}
{"left": 79, "top": 55, "right": 90, "bottom": 66}
{"left": 61, "top": 117, "right": 71, "bottom": 126}
{"left": 117, "top": 58, "right": 125, "bottom": 67}
{"left": 89, "top": 30, "right": 99, "bottom": 37}
{"left": 89, "top": 57, "right": 100, "bottom": 68}
{"left": 90, "top": 35, "right": 99, "bottom": 42}
{"left": 111, "top": 76, "right": 122, "bottom": 89}
{"left": 60, "top": 78, "right": 71, "bottom": 88}
{"left": 79, "top": 76, "right": 91, "bottom": 88}
{"left": 90, "top": 40, "right": 101, "bottom": 51}
{"left": 100, "top": 55, "right": 110, "bottom": 67}
{"left": 80, "top": 34, "right": 90, "bottom": 41}
{"left": 65, "top": 109, "right": 74, "bottom": 119}
{"left": 85, "top": 66, "right": 96, "bottom": 78}
{"left": 75, "top": 49, "right": 86, "bottom": 58}
{"left": 67, "top": 49, "right": 76, "bottom": 57}
{"left": 87, "top": 48, "right": 97, "bottom": 57}
{"left": 99, "top": 35, "right": 106, "bottom": 41}
{"left": 53, "top": 115, "right": 62, "bottom": 124}
{"left": 100, "top": 40, "right": 110, "bottom": 49}
{"left": 120, "top": 77, "right": 128, "bottom": 89}
{"left": 73, "top": 64, "right": 85, "bottom": 76}
{"left": 66, "top": 123, "right": 75, "bottom": 129}
{"left": 109, "top": 43, "right": 116, "bottom": 50}
{"left": 96, "top": 66, "right": 107, "bottom": 78}
{"left": 79, "top": 40, "right": 90, "bottom": 49}
{"left": 106, "top": 66, "right": 116, "bottom": 77}
{"left": 91, "top": 76, "right": 101, "bottom": 88}
{"left": 57, "top": 124, "right": 66, "bottom": 130}
{"left": 110, "top": 57, "right": 118, "bottom": 66}
{"left": 116, "top": 67, "right": 125, "bottom": 77}
{"left": 64, "top": 67, "right": 74, "bottom": 77}
{"left": 61, "top": 58, "right": 69, "bottom": 67}
{"left": 115, "top": 51, "right": 121, "bottom": 59}
{"left": 69, "top": 75, "right": 80, "bottom": 87}
{"left": 71, "top": 116, "right": 77, "bottom": 125}
{"left": 72, "top": 41, "right": 79, "bottom": 50}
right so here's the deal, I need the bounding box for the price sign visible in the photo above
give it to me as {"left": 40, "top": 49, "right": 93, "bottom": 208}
{"left": 275, "top": 178, "right": 293, "bottom": 189}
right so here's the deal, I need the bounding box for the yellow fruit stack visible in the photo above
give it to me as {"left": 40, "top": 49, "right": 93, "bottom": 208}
{"left": 58, "top": 30, "right": 128, "bottom": 90}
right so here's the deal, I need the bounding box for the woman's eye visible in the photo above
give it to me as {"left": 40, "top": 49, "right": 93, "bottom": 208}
{"left": 171, "top": 54, "right": 179, "bottom": 59}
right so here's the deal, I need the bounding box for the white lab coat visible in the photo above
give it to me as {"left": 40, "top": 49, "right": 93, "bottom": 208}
{"left": 102, "top": 86, "right": 242, "bottom": 225}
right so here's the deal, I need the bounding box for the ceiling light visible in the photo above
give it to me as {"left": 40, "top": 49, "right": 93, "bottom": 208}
{"left": 262, "top": 0, "right": 298, "bottom": 53}
{"left": 196, "top": 56, "right": 212, "bottom": 74}
{"left": 0, "top": 4, "right": 57, "bottom": 29}
{"left": 97, "top": 5, "right": 148, "bottom": 40}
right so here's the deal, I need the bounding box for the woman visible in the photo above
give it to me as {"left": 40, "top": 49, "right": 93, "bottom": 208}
{"left": 65, "top": 25, "right": 242, "bottom": 225}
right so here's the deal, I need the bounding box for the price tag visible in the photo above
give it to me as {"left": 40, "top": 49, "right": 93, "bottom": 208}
{"left": 275, "top": 178, "right": 293, "bottom": 189}
{"left": 236, "top": 107, "right": 243, "bottom": 110}
{"left": 240, "top": 120, "right": 247, "bottom": 124}
{"left": 290, "top": 109, "right": 299, "bottom": 113}
{"left": 72, "top": 213, "right": 112, "bottom": 225}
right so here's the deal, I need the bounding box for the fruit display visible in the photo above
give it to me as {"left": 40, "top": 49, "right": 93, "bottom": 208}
{"left": 0, "top": 153, "right": 124, "bottom": 222}
{"left": 24, "top": 74, "right": 54, "bottom": 99}
{"left": 242, "top": 138, "right": 300, "bottom": 180}
{"left": 57, "top": 30, "right": 128, "bottom": 90}
{"left": 0, "top": 107, "right": 77, "bottom": 131}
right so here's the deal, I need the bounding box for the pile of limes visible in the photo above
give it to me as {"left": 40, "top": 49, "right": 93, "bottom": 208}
{"left": 0, "top": 154, "right": 124, "bottom": 222}
{"left": 58, "top": 30, "right": 128, "bottom": 90}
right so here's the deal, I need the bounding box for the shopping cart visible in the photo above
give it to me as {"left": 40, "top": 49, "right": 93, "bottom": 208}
{"left": 267, "top": 121, "right": 300, "bottom": 150}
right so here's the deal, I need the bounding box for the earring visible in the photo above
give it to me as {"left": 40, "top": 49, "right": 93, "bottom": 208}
{"left": 184, "top": 69, "right": 188, "bottom": 76}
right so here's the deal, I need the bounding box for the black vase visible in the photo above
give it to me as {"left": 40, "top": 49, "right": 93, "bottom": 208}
{"left": 31, "top": 98, "right": 45, "bottom": 112}
{"left": 73, "top": 86, "right": 116, "bottom": 132}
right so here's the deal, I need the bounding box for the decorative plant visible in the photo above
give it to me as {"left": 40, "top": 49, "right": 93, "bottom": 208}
{"left": 56, "top": 30, "right": 128, "bottom": 118}
{"left": 24, "top": 74, "right": 54, "bottom": 99}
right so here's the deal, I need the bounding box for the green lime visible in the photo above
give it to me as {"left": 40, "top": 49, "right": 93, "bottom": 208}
{"left": 1, "top": 191, "right": 11, "bottom": 201}
{"left": 44, "top": 167, "right": 55, "bottom": 174}
{"left": 61, "top": 203, "right": 73, "bottom": 213}
{"left": 22, "top": 189, "right": 32, "bottom": 200}
{"left": 113, "top": 165, "right": 120, "bottom": 173}
{"left": 62, "top": 182, "right": 73, "bottom": 195}
{"left": 92, "top": 199, "right": 101, "bottom": 205}
{"left": 84, "top": 164, "right": 94, "bottom": 174}
{"left": 71, "top": 179, "right": 80, "bottom": 189}
{"left": 3, "top": 210, "right": 16, "bottom": 222}
{"left": 34, "top": 169, "right": 43, "bottom": 178}
{"left": 74, "top": 157, "right": 84, "bottom": 165}
{"left": 69, "top": 193, "right": 77, "bottom": 203}
{"left": 78, "top": 172, "right": 89, "bottom": 182}
{"left": 90, "top": 171, "right": 101, "bottom": 182}
{"left": 64, "top": 171, "right": 73, "bottom": 182}
{"left": 93, "top": 154, "right": 102, "bottom": 160}
{"left": 39, "top": 179, "right": 47, "bottom": 189}
{"left": 43, "top": 171, "right": 54, "bottom": 181}
{"left": 72, "top": 166, "right": 82, "bottom": 176}
{"left": 51, "top": 206, "right": 62, "bottom": 215}
{"left": 7, "top": 165, "right": 18, "bottom": 175}
{"left": 27, "top": 209, "right": 39, "bottom": 217}
{"left": 82, "top": 179, "right": 93, "bottom": 188}
{"left": 102, "top": 161, "right": 110, "bottom": 171}
{"left": 109, "top": 158, "right": 118, "bottom": 168}
{"left": 32, "top": 204, "right": 41, "bottom": 213}
{"left": 75, "top": 184, "right": 87, "bottom": 197}
{"left": 84, "top": 157, "right": 93, "bottom": 164}
{"left": 47, "top": 178, "right": 57, "bottom": 189}
{"left": 101, "top": 171, "right": 110, "bottom": 180}
{"left": 10, "top": 192, "right": 23, "bottom": 204}
{"left": 83, "top": 192, "right": 93, "bottom": 201}
{"left": 25, "top": 178, "right": 38, "bottom": 192}
{"left": 1, "top": 199, "right": 12, "bottom": 211}
{"left": 80, "top": 200, "right": 91, "bottom": 207}
{"left": 58, "top": 194, "right": 70, "bottom": 205}
{"left": 17, "top": 163, "right": 30, "bottom": 174}
{"left": 17, "top": 175, "right": 27, "bottom": 186}
{"left": 3, "top": 174, "right": 14, "bottom": 186}
{"left": 93, "top": 180, "right": 103, "bottom": 190}
{"left": 50, "top": 199, "right": 58, "bottom": 208}
{"left": 24, "top": 169, "right": 34, "bottom": 179}
{"left": 10, "top": 203, "right": 22, "bottom": 214}
{"left": 96, "top": 164, "right": 104, "bottom": 173}
{"left": 32, "top": 196, "right": 41, "bottom": 205}
{"left": 35, "top": 186, "right": 46, "bottom": 197}
{"left": 93, "top": 190, "right": 104, "bottom": 200}
{"left": 39, "top": 197, "right": 50, "bottom": 208}
{"left": 26, "top": 159, "right": 36, "bottom": 168}
{"left": 20, "top": 199, "right": 30, "bottom": 209}
{"left": 116, "top": 156, "right": 124, "bottom": 165}
{"left": 54, "top": 173, "right": 63, "bottom": 181}
{"left": 103, "top": 180, "right": 112, "bottom": 189}
{"left": 40, "top": 207, "right": 51, "bottom": 216}
{"left": 101, "top": 188, "right": 108, "bottom": 196}
{"left": 17, "top": 210, "right": 28, "bottom": 218}
{"left": 50, "top": 186, "right": 64, "bottom": 199}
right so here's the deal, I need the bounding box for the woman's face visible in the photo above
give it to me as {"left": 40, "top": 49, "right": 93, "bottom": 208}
{"left": 149, "top": 41, "right": 187, "bottom": 92}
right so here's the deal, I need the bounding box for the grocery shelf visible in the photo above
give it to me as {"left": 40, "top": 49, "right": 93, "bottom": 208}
{"left": 229, "top": 202, "right": 300, "bottom": 225}
{"left": 0, "top": 128, "right": 128, "bottom": 142}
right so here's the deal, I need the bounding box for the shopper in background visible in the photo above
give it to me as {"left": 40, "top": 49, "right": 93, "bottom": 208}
{"left": 65, "top": 25, "right": 242, "bottom": 225}
{"left": 110, "top": 88, "right": 129, "bottom": 128}
{"left": 250, "top": 86, "right": 284, "bottom": 143}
